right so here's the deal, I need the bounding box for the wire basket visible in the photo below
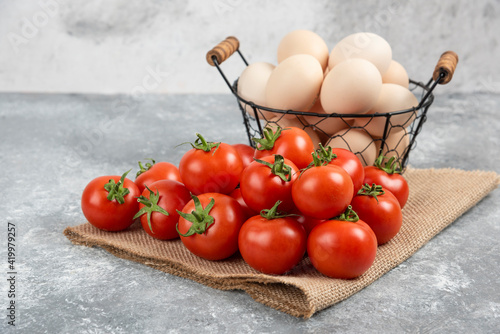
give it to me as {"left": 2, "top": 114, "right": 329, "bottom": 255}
{"left": 207, "top": 36, "right": 458, "bottom": 171}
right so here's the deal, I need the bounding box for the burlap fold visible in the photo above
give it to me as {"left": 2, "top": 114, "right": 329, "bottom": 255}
{"left": 64, "top": 168, "right": 500, "bottom": 318}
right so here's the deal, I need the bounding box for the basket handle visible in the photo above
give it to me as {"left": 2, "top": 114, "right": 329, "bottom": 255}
{"left": 433, "top": 51, "right": 458, "bottom": 84}
{"left": 206, "top": 36, "right": 240, "bottom": 66}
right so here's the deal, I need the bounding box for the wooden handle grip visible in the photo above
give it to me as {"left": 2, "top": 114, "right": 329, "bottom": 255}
{"left": 206, "top": 36, "right": 240, "bottom": 66}
{"left": 433, "top": 51, "right": 458, "bottom": 84}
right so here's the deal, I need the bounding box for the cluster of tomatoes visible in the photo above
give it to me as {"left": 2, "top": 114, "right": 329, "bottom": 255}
{"left": 80, "top": 126, "right": 409, "bottom": 279}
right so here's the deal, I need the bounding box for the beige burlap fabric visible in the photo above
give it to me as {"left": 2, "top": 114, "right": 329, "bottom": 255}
{"left": 64, "top": 168, "right": 499, "bottom": 318}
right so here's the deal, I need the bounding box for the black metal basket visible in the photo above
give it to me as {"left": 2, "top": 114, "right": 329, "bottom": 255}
{"left": 207, "top": 36, "right": 458, "bottom": 171}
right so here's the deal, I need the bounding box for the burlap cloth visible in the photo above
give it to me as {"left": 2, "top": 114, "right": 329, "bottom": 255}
{"left": 64, "top": 168, "right": 500, "bottom": 318}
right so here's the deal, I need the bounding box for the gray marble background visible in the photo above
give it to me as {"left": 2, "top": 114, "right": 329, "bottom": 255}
{"left": 1, "top": 0, "right": 499, "bottom": 95}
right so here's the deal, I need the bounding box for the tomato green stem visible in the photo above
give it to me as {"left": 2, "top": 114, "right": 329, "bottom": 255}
{"left": 254, "top": 154, "right": 293, "bottom": 182}
{"left": 316, "top": 143, "right": 337, "bottom": 163}
{"left": 104, "top": 170, "right": 132, "bottom": 204}
{"left": 252, "top": 126, "right": 286, "bottom": 151}
{"left": 374, "top": 155, "right": 402, "bottom": 174}
{"left": 260, "top": 200, "right": 297, "bottom": 220}
{"left": 136, "top": 158, "right": 155, "bottom": 178}
{"left": 177, "top": 133, "right": 221, "bottom": 154}
{"left": 176, "top": 194, "right": 215, "bottom": 237}
{"left": 133, "top": 185, "right": 170, "bottom": 234}
{"left": 334, "top": 205, "right": 359, "bottom": 222}
{"left": 298, "top": 150, "right": 329, "bottom": 178}
{"left": 357, "top": 183, "right": 385, "bottom": 203}
{"left": 311, "top": 151, "right": 323, "bottom": 167}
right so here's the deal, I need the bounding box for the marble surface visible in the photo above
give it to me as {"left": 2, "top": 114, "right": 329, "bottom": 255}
{"left": 0, "top": 91, "right": 499, "bottom": 333}
{"left": 1, "top": 0, "right": 499, "bottom": 95}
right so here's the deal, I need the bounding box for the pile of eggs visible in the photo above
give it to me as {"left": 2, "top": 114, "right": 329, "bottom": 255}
{"left": 237, "top": 30, "right": 420, "bottom": 166}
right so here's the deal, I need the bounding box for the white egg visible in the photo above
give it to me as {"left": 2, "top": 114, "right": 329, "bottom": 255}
{"left": 353, "top": 83, "right": 419, "bottom": 138}
{"left": 321, "top": 58, "right": 382, "bottom": 115}
{"left": 302, "top": 99, "right": 354, "bottom": 136}
{"left": 277, "top": 30, "right": 330, "bottom": 72}
{"left": 266, "top": 54, "right": 323, "bottom": 112}
{"left": 382, "top": 60, "right": 409, "bottom": 88}
{"left": 329, "top": 32, "right": 392, "bottom": 75}
{"left": 326, "top": 128, "right": 377, "bottom": 166}
{"left": 237, "top": 62, "right": 276, "bottom": 121}
{"left": 375, "top": 127, "right": 411, "bottom": 164}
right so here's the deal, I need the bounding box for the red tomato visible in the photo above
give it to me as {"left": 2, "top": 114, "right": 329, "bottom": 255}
{"left": 178, "top": 134, "right": 243, "bottom": 195}
{"left": 135, "top": 159, "right": 182, "bottom": 193}
{"left": 318, "top": 145, "right": 364, "bottom": 194}
{"left": 292, "top": 164, "right": 353, "bottom": 219}
{"left": 289, "top": 206, "right": 326, "bottom": 236}
{"left": 177, "top": 193, "right": 245, "bottom": 261}
{"left": 364, "top": 156, "right": 409, "bottom": 208}
{"left": 134, "top": 180, "right": 191, "bottom": 240}
{"left": 240, "top": 154, "right": 299, "bottom": 213}
{"left": 232, "top": 143, "right": 255, "bottom": 170}
{"left": 229, "top": 188, "right": 259, "bottom": 221}
{"left": 307, "top": 210, "right": 377, "bottom": 279}
{"left": 81, "top": 171, "right": 140, "bottom": 231}
{"left": 253, "top": 126, "right": 314, "bottom": 169}
{"left": 238, "top": 202, "right": 307, "bottom": 275}
{"left": 350, "top": 184, "right": 403, "bottom": 245}
{"left": 294, "top": 214, "right": 326, "bottom": 236}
